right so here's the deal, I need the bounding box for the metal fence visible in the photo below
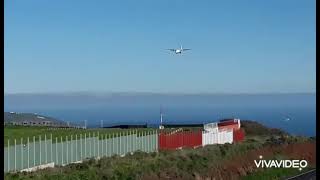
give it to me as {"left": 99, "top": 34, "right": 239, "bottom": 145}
{"left": 4, "top": 130, "right": 158, "bottom": 173}
{"left": 158, "top": 130, "right": 202, "bottom": 150}
{"left": 202, "top": 129, "right": 233, "bottom": 146}
{"left": 4, "top": 128, "right": 241, "bottom": 173}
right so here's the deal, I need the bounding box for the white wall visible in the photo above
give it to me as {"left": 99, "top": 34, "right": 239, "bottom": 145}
{"left": 202, "top": 130, "right": 233, "bottom": 146}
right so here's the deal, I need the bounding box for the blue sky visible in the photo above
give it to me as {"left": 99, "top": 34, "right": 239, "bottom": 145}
{"left": 4, "top": 0, "right": 316, "bottom": 94}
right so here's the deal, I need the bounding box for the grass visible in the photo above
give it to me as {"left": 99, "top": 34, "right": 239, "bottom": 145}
{"left": 242, "top": 167, "right": 315, "bottom": 180}
{"left": 4, "top": 125, "right": 156, "bottom": 147}
{"left": 4, "top": 125, "right": 202, "bottom": 147}
{"left": 4, "top": 140, "right": 264, "bottom": 180}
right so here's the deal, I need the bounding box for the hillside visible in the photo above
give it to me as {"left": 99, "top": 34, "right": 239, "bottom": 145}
{"left": 240, "top": 120, "right": 288, "bottom": 136}
{"left": 4, "top": 112, "right": 67, "bottom": 125}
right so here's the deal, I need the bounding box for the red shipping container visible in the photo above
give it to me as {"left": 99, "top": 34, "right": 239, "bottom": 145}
{"left": 158, "top": 130, "right": 202, "bottom": 150}
{"left": 233, "top": 128, "right": 245, "bottom": 143}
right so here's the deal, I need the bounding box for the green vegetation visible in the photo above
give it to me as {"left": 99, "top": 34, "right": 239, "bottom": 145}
{"left": 242, "top": 167, "right": 314, "bottom": 180}
{"left": 5, "top": 136, "right": 315, "bottom": 180}
{"left": 240, "top": 120, "right": 288, "bottom": 136}
{"left": 5, "top": 139, "right": 265, "bottom": 180}
{"left": 4, "top": 125, "right": 155, "bottom": 147}
{"left": 4, "top": 120, "right": 315, "bottom": 180}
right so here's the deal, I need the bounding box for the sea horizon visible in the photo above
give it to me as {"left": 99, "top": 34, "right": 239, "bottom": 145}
{"left": 4, "top": 92, "right": 316, "bottom": 137}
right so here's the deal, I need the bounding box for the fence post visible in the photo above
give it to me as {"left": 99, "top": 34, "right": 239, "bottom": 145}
{"left": 97, "top": 132, "right": 99, "bottom": 158}
{"left": 93, "top": 132, "right": 96, "bottom": 157}
{"left": 148, "top": 131, "right": 151, "bottom": 153}
{"left": 119, "top": 132, "right": 121, "bottom": 155}
{"left": 8, "top": 140, "right": 10, "bottom": 172}
{"left": 144, "top": 131, "right": 146, "bottom": 152}
{"left": 112, "top": 133, "right": 114, "bottom": 155}
{"left": 117, "top": 133, "right": 120, "bottom": 155}
{"left": 135, "top": 130, "right": 137, "bottom": 152}
{"left": 39, "top": 135, "right": 42, "bottom": 165}
{"left": 141, "top": 132, "right": 144, "bottom": 152}
{"left": 21, "top": 138, "right": 23, "bottom": 170}
{"left": 51, "top": 134, "right": 53, "bottom": 163}
{"left": 14, "top": 139, "right": 16, "bottom": 171}
{"left": 61, "top": 136, "right": 63, "bottom": 165}
{"left": 89, "top": 132, "right": 91, "bottom": 158}
{"left": 146, "top": 131, "right": 148, "bottom": 152}
{"left": 140, "top": 131, "right": 142, "bottom": 151}
{"left": 156, "top": 130, "right": 158, "bottom": 152}
{"left": 55, "top": 137, "right": 58, "bottom": 165}
{"left": 105, "top": 134, "right": 107, "bottom": 156}
{"left": 138, "top": 129, "right": 140, "bottom": 151}
{"left": 33, "top": 136, "right": 35, "bottom": 166}
{"left": 27, "top": 137, "right": 29, "bottom": 169}
{"left": 80, "top": 134, "right": 83, "bottom": 160}
{"left": 75, "top": 134, "right": 77, "bottom": 162}
{"left": 93, "top": 132, "right": 95, "bottom": 158}
{"left": 127, "top": 131, "right": 129, "bottom": 154}
{"left": 147, "top": 131, "right": 149, "bottom": 152}
{"left": 45, "top": 134, "right": 47, "bottom": 164}
{"left": 66, "top": 136, "right": 68, "bottom": 164}
{"left": 71, "top": 135, "right": 73, "bottom": 163}
{"left": 84, "top": 133, "right": 86, "bottom": 158}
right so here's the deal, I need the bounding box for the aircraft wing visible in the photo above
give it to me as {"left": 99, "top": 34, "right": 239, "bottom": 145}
{"left": 167, "top": 49, "right": 176, "bottom": 51}
{"left": 183, "top": 48, "right": 191, "bottom": 51}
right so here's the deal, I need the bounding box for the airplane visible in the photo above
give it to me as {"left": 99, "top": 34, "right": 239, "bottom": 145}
{"left": 167, "top": 45, "right": 191, "bottom": 54}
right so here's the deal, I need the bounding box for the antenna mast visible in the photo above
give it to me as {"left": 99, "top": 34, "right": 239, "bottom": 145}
{"left": 159, "top": 106, "right": 164, "bottom": 129}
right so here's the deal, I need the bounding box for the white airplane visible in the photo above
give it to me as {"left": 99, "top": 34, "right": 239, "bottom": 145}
{"left": 167, "top": 45, "right": 191, "bottom": 54}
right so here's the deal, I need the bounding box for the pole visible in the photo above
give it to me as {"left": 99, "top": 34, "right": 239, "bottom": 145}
{"left": 80, "top": 134, "right": 83, "bottom": 159}
{"left": 137, "top": 129, "right": 139, "bottom": 151}
{"left": 89, "top": 133, "right": 91, "bottom": 157}
{"left": 45, "top": 134, "right": 47, "bottom": 164}
{"left": 119, "top": 132, "right": 121, "bottom": 155}
{"left": 105, "top": 134, "right": 107, "bottom": 156}
{"left": 118, "top": 132, "right": 121, "bottom": 155}
{"left": 155, "top": 130, "right": 158, "bottom": 152}
{"left": 61, "top": 136, "right": 63, "bottom": 165}
{"left": 75, "top": 134, "right": 77, "bottom": 162}
{"left": 33, "top": 136, "right": 35, "bottom": 166}
{"left": 55, "top": 137, "right": 58, "bottom": 165}
{"left": 135, "top": 130, "right": 137, "bottom": 152}
{"left": 93, "top": 132, "right": 95, "bottom": 157}
{"left": 66, "top": 136, "right": 68, "bottom": 164}
{"left": 39, "top": 135, "right": 41, "bottom": 165}
{"left": 8, "top": 140, "right": 10, "bottom": 172}
{"left": 27, "top": 137, "right": 29, "bottom": 169}
{"left": 84, "top": 133, "right": 87, "bottom": 158}
{"left": 71, "top": 135, "right": 73, "bottom": 162}
{"left": 21, "top": 138, "right": 23, "bottom": 170}
{"left": 51, "top": 134, "right": 53, "bottom": 163}
{"left": 127, "top": 131, "right": 129, "bottom": 154}
{"left": 97, "top": 132, "right": 100, "bottom": 158}
{"left": 142, "top": 132, "right": 144, "bottom": 152}
{"left": 14, "top": 139, "right": 16, "bottom": 171}
{"left": 112, "top": 133, "right": 114, "bottom": 155}
{"left": 148, "top": 131, "right": 150, "bottom": 153}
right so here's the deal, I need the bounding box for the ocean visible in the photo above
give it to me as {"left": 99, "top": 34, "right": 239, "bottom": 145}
{"left": 4, "top": 93, "right": 316, "bottom": 137}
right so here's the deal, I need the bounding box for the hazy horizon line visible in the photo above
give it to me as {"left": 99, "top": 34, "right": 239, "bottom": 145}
{"left": 4, "top": 91, "right": 316, "bottom": 96}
